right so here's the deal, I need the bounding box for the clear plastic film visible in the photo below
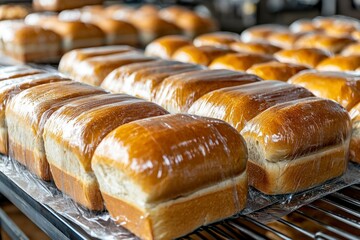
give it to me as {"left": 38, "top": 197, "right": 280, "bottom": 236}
{"left": 0, "top": 65, "right": 44, "bottom": 80}
{"left": 144, "top": 35, "right": 193, "bottom": 60}
{"left": 229, "top": 41, "right": 281, "bottom": 55}
{"left": 208, "top": 53, "right": 274, "bottom": 72}
{"left": 240, "top": 97, "right": 352, "bottom": 195}
{"left": 71, "top": 51, "right": 157, "bottom": 86}
{"left": 42, "top": 93, "right": 168, "bottom": 211}
{"left": 240, "top": 24, "right": 289, "bottom": 43}
{"left": 313, "top": 15, "right": 360, "bottom": 38}
{"left": 171, "top": 45, "right": 234, "bottom": 66}
{"left": 188, "top": 80, "right": 314, "bottom": 132}
{"left": 289, "top": 18, "right": 318, "bottom": 33}
{"left": 153, "top": 69, "right": 261, "bottom": 113}
{"left": 267, "top": 31, "right": 304, "bottom": 50}
{"left": 193, "top": 31, "right": 240, "bottom": 48}
{"left": 101, "top": 60, "right": 204, "bottom": 100}
{"left": 316, "top": 55, "right": 360, "bottom": 72}
{"left": 91, "top": 113, "right": 248, "bottom": 239}
{"left": 288, "top": 70, "right": 360, "bottom": 111}
{"left": 5, "top": 81, "right": 106, "bottom": 181}
{"left": 58, "top": 45, "right": 135, "bottom": 76}
{"left": 274, "top": 48, "right": 330, "bottom": 68}
{"left": 246, "top": 61, "right": 308, "bottom": 81}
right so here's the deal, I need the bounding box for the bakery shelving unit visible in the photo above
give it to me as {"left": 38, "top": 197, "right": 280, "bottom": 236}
{"left": 0, "top": 164, "right": 359, "bottom": 239}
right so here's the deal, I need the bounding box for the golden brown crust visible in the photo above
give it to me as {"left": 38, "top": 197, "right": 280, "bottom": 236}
{"left": 246, "top": 61, "right": 307, "bottom": 81}
{"left": 352, "top": 30, "right": 360, "bottom": 41}
{"left": 93, "top": 114, "right": 247, "bottom": 202}
{"left": 274, "top": 48, "right": 330, "bottom": 68}
{"left": 241, "top": 97, "right": 351, "bottom": 162}
{"left": 0, "top": 5, "right": 29, "bottom": 20}
{"left": 240, "top": 24, "right": 288, "bottom": 43}
{"left": 188, "top": 80, "right": 314, "bottom": 131}
{"left": 288, "top": 70, "right": 360, "bottom": 110}
{"left": 154, "top": 69, "right": 261, "bottom": 113}
{"left": 316, "top": 55, "right": 360, "bottom": 71}
{"left": 341, "top": 43, "right": 360, "bottom": 56}
{"left": 50, "top": 164, "right": 104, "bottom": 210}
{"left": 193, "top": 32, "right": 240, "bottom": 48}
{"left": 145, "top": 35, "right": 192, "bottom": 59}
{"left": 209, "top": 53, "right": 274, "bottom": 71}
{"left": 247, "top": 143, "right": 348, "bottom": 194}
{"left": 230, "top": 41, "right": 281, "bottom": 55}
{"left": 349, "top": 137, "right": 360, "bottom": 163}
{"left": 158, "top": 5, "right": 191, "bottom": 23}
{"left": 173, "top": 12, "right": 218, "bottom": 38}
{"left": 0, "top": 66, "right": 44, "bottom": 81}
{"left": 172, "top": 45, "right": 234, "bottom": 66}
{"left": 130, "top": 16, "right": 181, "bottom": 35}
{"left": 289, "top": 19, "right": 318, "bottom": 33}
{"left": 268, "top": 32, "right": 303, "bottom": 49}
{"left": 294, "top": 33, "right": 354, "bottom": 53}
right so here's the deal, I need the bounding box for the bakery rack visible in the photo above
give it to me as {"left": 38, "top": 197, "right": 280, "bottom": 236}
{"left": 0, "top": 165, "right": 359, "bottom": 240}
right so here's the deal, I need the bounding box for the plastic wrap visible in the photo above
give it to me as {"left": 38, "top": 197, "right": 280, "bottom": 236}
{"left": 188, "top": 80, "right": 314, "bottom": 131}
{"left": 208, "top": 53, "right": 274, "bottom": 71}
{"left": 229, "top": 41, "right": 281, "bottom": 55}
{"left": 58, "top": 45, "right": 135, "bottom": 76}
{"left": 5, "top": 81, "right": 106, "bottom": 180}
{"left": 0, "top": 65, "right": 44, "bottom": 80}
{"left": 341, "top": 43, "right": 360, "bottom": 56}
{"left": 274, "top": 48, "right": 330, "bottom": 68}
{"left": 71, "top": 51, "right": 157, "bottom": 86}
{"left": 171, "top": 45, "right": 233, "bottom": 66}
{"left": 267, "top": 32, "right": 303, "bottom": 50}
{"left": 316, "top": 55, "right": 360, "bottom": 72}
{"left": 288, "top": 70, "right": 360, "bottom": 111}
{"left": 42, "top": 94, "right": 168, "bottom": 211}
{"left": 91, "top": 113, "right": 248, "bottom": 239}
{"left": 153, "top": 69, "right": 261, "bottom": 113}
{"left": 32, "top": 0, "right": 104, "bottom": 12}
{"left": 294, "top": 33, "right": 354, "bottom": 54}
{"left": 193, "top": 31, "right": 240, "bottom": 48}
{"left": 0, "top": 72, "right": 70, "bottom": 155}
{"left": 240, "top": 24, "right": 288, "bottom": 43}
{"left": 144, "top": 35, "right": 193, "bottom": 59}
{"left": 246, "top": 61, "right": 308, "bottom": 81}
{"left": 101, "top": 60, "right": 204, "bottom": 100}
{"left": 241, "top": 97, "right": 351, "bottom": 195}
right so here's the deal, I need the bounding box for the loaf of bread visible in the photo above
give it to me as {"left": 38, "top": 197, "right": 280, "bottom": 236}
{"left": 38, "top": 18, "right": 105, "bottom": 53}
{"left": 92, "top": 113, "right": 248, "bottom": 239}
{"left": 0, "top": 73, "right": 70, "bottom": 155}
{"left": 274, "top": 48, "right": 330, "bottom": 68}
{"left": 170, "top": 12, "right": 218, "bottom": 38}
{"left": 316, "top": 55, "right": 360, "bottom": 71}
{"left": 313, "top": 16, "right": 360, "bottom": 38}
{"left": 209, "top": 53, "right": 274, "bottom": 71}
{"left": 59, "top": 45, "right": 135, "bottom": 76}
{"left": 102, "top": 60, "right": 204, "bottom": 100}
{"left": 144, "top": 35, "right": 192, "bottom": 59}
{"left": 247, "top": 61, "right": 307, "bottom": 81}
{"left": 240, "top": 24, "right": 288, "bottom": 43}
{"left": 172, "top": 45, "right": 234, "bottom": 66}
{"left": 130, "top": 16, "right": 181, "bottom": 46}
{"left": 158, "top": 5, "right": 190, "bottom": 23}
{"left": 0, "top": 22, "right": 61, "bottom": 63}
{"left": 71, "top": 51, "right": 157, "bottom": 86}
{"left": 349, "top": 102, "right": 360, "bottom": 163}
{"left": 288, "top": 70, "right": 360, "bottom": 110}
{"left": 289, "top": 19, "right": 318, "bottom": 33}
{"left": 352, "top": 30, "right": 360, "bottom": 41}
{"left": 83, "top": 17, "right": 139, "bottom": 46}
{"left": 230, "top": 41, "right": 281, "bottom": 55}
{"left": 154, "top": 69, "right": 261, "bottom": 113}
{"left": 0, "top": 4, "right": 29, "bottom": 20}
{"left": 43, "top": 94, "right": 168, "bottom": 210}
{"left": 6, "top": 81, "right": 106, "bottom": 180}
{"left": 241, "top": 97, "right": 350, "bottom": 194}
{"left": 193, "top": 32, "right": 240, "bottom": 48}
{"left": 341, "top": 43, "right": 360, "bottom": 56}
{"left": 0, "top": 66, "right": 44, "bottom": 81}
{"left": 188, "top": 80, "right": 314, "bottom": 131}
{"left": 33, "top": 0, "right": 103, "bottom": 12}
{"left": 294, "top": 33, "right": 354, "bottom": 54}
{"left": 268, "top": 32, "right": 303, "bottom": 49}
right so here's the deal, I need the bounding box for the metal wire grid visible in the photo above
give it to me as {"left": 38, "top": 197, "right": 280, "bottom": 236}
{"left": 184, "top": 184, "right": 360, "bottom": 240}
